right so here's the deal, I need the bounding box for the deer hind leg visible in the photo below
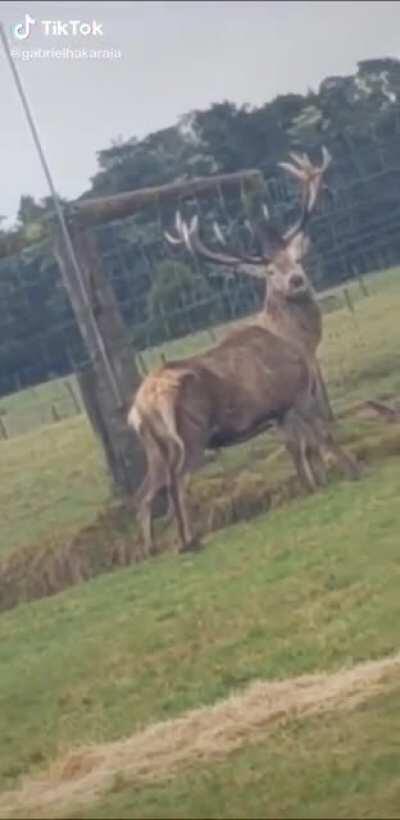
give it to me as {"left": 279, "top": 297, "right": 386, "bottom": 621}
{"left": 135, "top": 473, "right": 164, "bottom": 558}
{"left": 134, "top": 436, "right": 170, "bottom": 557}
{"left": 168, "top": 469, "right": 199, "bottom": 553}
{"left": 167, "top": 428, "right": 205, "bottom": 554}
{"left": 164, "top": 474, "right": 191, "bottom": 524}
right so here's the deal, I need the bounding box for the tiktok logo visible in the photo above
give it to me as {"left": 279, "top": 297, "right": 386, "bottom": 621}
{"left": 12, "top": 13, "right": 36, "bottom": 40}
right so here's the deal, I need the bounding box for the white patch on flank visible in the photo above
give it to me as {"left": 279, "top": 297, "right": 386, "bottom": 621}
{"left": 127, "top": 404, "right": 142, "bottom": 432}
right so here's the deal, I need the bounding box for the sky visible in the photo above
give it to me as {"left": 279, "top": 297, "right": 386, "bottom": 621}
{"left": 1, "top": 0, "right": 399, "bottom": 226}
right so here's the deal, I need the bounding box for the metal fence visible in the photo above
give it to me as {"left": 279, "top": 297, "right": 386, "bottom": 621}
{"left": 1, "top": 148, "right": 400, "bottom": 437}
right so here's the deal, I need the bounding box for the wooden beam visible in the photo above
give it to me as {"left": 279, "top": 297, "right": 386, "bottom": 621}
{"left": 71, "top": 170, "right": 264, "bottom": 228}
{"left": 53, "top": 225, "right": 146, "bottom": 497}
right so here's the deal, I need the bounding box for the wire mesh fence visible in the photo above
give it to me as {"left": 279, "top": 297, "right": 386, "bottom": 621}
{"left": 3, "top": 147, "right": 400, "bottom": 617}
{"left": 1, "top": 144, "right": 400, "bottom": 438}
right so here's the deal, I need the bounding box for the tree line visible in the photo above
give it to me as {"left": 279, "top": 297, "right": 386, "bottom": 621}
{"left": 1, "top": 57, "right": 400, "bottom": 395}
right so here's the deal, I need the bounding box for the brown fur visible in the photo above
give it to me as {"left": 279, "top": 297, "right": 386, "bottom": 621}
{"left": 128, "top": 149, "right": 357, "bottom": 553}
{"left": 129, "top": 325, "right": 359, "bottom": 554}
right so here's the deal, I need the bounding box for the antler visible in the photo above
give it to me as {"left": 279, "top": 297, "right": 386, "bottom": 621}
{"left": 279, "top": 146, "right": 331, "bottom": 241}
{"left": 164, "top": 208, "right": 287, "bottom": 270}
{"left": 164, "top": 147, "right": 332, "bottom": 269}
{"left": 165, "top": 212, "right": 264, "bottom": 267}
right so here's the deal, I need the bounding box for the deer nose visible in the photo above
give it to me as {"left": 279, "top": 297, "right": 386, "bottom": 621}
{"left": 290, "top": 274, "right": 305, "bottom": 289}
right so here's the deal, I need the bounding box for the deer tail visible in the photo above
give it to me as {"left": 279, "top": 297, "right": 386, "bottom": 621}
{"left": 128, "top": 392, "right": 186, "bottom": 477}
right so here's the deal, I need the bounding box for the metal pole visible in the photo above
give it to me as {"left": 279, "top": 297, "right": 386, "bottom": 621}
{"left": 0, "top": 22, "right": 123, "bottom": 407}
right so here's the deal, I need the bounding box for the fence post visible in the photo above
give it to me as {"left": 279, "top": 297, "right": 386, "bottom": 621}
{"left": 0, "top": 415, "right": 7, "bottom": 440}
{"left": 343, "top": 287, "right": 354, "bottom": 315}
{"left": 51, "top": 403, "right": 60, "bottom": 423}
{"left": 358, "top": 273, "right": 369, "bottom": 298}
{"left": 65, "top": 379, "right": 81, "bottom": 414}
{"left": 53, "top": 223, "right": 146, "bottom": 498}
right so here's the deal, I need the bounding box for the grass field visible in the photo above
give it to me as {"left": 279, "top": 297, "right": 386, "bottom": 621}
{"left": 1, "top": 454, "right": 400, "bottom": 817}
{"left": 1, "top": 267, "right": 400, "bottom": 818}
{"left": 2, "top": 267, "right": 400, "bottom": 562}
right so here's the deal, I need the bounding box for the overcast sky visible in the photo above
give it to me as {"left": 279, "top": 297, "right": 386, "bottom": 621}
{"left": 1, "top": 0, "right": 399, "bottom": 225}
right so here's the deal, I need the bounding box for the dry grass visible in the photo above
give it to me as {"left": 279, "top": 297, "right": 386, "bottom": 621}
{"left": 1, "top": 651, "right": 399, "bottom": 820}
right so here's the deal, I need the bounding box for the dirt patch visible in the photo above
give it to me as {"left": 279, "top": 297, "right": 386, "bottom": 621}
{"left": 0, "top": 463, "right": 299, "bottom": 614}
{"left": 1, "top": 651, "right": 399, "bottom": 819}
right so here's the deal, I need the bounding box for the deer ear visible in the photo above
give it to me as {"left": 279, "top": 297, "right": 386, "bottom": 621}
{"left": 287, "top": 232, "right": 311, "bottom": 262}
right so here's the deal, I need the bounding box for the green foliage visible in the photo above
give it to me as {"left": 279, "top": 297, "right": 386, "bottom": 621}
{"left": 2, "top": 58, "right": 400, "bottom": 392}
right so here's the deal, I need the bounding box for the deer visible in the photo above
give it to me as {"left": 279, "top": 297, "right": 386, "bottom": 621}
{"left": 128, "top": 149, "right": 360, "bottom": 555}
{"left": 161, "top": 147, "right": 334, "bottom": 469}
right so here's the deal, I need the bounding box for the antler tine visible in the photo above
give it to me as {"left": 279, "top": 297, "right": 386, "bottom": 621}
{"left": 321, "top": 145, "right": 332, "bottom": 171}
{"left": 188, "top": 214, "right": 265, "bottom": 268}
{"left": 280, "top": 146, "right": 332, "bottom": 242}
{"left": 164, "top": 209, "right": 185, "bottom": 247}
{"left": 244, "top": 218, "right": 254, "bottom": 237}
{"left": 280, "top": 145, "right": 331, "bottom": 182}
{"left": 164, "top": 210, "right": 197, "bottom": 251}
{"left": 166, "top": 208, "right": 282, "bottom": 276}
{"left": 288, "top": 151, "right": 313, "bottom": 172}
{"left": 212, "top": 220, "right": 227, "bottom": 246}
{"left": 175, "top": 210, "right": 183, "bottom": 235}
{"left": 164, "top": 230, "right": 182, "bottom": 246}
{"left": 278, "top": 161, "right": 306, "bottom": 182}
{"left": 261, "top": 203, "right": 270, "bottom": 221}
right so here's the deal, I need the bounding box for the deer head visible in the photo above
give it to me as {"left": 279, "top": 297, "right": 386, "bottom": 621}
{"left": 164, "top": 147, "right": 331, "bottom": 302}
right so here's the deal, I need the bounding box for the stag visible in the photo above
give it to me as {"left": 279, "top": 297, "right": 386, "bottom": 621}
{"left": 128, "top": 149, "right": 360, "bottom": 555}
{"left": 166, "top": 148, "right": 332, "bottom": 419}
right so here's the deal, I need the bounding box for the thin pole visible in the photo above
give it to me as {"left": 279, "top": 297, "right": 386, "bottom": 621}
{"left": 0, "top": 22, "right": 123, "bottom": 407}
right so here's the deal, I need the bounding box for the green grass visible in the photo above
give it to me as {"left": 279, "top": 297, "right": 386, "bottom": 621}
{"left": 0, "top": 377, "right": 82, "bottom": 437}
{"left": 0, "top": 267, "right": 397, "bottom": 437}
{"left": 0, "top": 269, "right": 400, "bottom": 816}
{"left": 0, "top": 416, "right": 109, "bottom": 558}
{"left": 1, "top": 454, "right": 400, "bottom": 802}
{"left": 2, "top": 266, "right": 400, "bottom": 560}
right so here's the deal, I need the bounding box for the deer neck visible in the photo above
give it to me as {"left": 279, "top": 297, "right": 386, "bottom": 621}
{"left": 258, "top": 288, "right": 322, "bottom": 358}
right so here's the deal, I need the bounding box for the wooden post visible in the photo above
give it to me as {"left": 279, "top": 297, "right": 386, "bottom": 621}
{"left": 51, "top": 403, "right": 61, "bottom": 423}
{"left": 51, "top": 169, "right": 265, "bottom": 499}
{"left": 65, "top": 379, "right": 81, "bottom": 414}
{"left": 53, "top": 224, "right": 146, "bottom": 497}
{"left": 0, "top": 415, "right": 7, "bottom": 440}
{"left": 343, "top": 287, "right": 354, "bottom": 314}
{"left": 73, "top": 170, "right": 264, "bottom": 228}
{"left": 358, "top": 273, "right": 369, "bottom": 298}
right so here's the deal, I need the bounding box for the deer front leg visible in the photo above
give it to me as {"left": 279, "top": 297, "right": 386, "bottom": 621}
{"left": 314, "top": 360, "right": 334, "bottom": 423}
